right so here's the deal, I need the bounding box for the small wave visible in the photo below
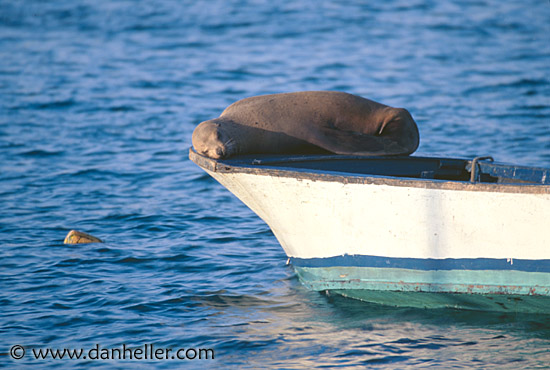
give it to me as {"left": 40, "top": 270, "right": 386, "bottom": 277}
{"left": 201, "top": 21, "right": 257, "bottom": 33}
{"left": 124, "top": 303, "right": 158, "bottom": 313}
{"left": 115, "top": 256, "right": 155, "bottom": 265}
{"left": 25, "top": 99, "right": 77, "bottom": 110}
{"left": 108, "top": 105, "right": 138, "bottom": 112}
{"left": 55, "top": 258, "right": 104, "bottom": 267}
{"left": 60, "top": 168, "right": 120, "bottom": 179}
{"left": 315, "top": 62, "right": 349, "bottom": 72}
{"left": 514, "top": 104, "right": 549, "bottom": 111}
{"left": 160, "top": 253, "right": 193, "bottom": 262}
{"left": 19, "top": 149, "right": 64, "bottom": 157}
{"left": 151, "top": 41, "right": 210, "bottom": 50}
{"left": 210, "top": 337, "right": 280, "bottom": 351}
{"left": 428, "top": 23, "right": 474, "bottom": 32}
{"left": 50, "top": 302, "right": 72, "bottom": 310}
{"left": 463, "top": 78, "right": 548, "bottom": 95}
{"left": 189, "top": 291, "right": 283, "bottom": 310}
{"left": 363, "top": 355, "right": 411, "bottom": 365}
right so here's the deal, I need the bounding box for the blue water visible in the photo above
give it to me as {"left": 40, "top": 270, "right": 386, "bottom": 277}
{"left": 1, "top": 0, "right": 549, "bottom": 368}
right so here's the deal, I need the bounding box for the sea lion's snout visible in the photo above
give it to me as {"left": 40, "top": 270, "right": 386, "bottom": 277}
{"left": 192, "top": 120, "right": 228, "bottom": 159}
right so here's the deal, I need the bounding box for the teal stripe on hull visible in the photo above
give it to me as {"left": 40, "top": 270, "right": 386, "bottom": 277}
{"left": 294, "top": 266, "right": 550, "bottom": 313}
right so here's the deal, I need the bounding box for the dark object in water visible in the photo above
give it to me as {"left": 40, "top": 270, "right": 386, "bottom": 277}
{"left": 64, "top": 230, "right": 103, "bottom": 244}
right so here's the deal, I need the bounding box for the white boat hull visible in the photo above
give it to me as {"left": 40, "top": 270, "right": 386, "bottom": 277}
{"left": 191, "top": 150, "right": 550, "bottom": 312}
{"left": 205, "top": 170, "right": 549, "bottom": 261}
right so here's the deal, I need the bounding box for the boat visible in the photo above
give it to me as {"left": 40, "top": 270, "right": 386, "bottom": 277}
{"left": 189, "top": 148, "right": 550, "bottom": 313}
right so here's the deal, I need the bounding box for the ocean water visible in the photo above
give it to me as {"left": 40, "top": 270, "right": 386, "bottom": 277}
{"left": 1, "top": 0, "right": 549, "bottom": 368}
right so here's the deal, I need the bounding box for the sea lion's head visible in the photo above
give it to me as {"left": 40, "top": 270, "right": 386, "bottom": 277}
{"left": 192, "top": 119, "right": 236, "bottom": 159}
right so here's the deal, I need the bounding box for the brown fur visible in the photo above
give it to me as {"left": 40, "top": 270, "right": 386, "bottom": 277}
{"left": 192, "top": 91, "right": 419, "bottom": 159}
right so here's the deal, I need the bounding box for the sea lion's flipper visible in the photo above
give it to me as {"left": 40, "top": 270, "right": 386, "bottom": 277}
{"left": 310, "top": 127, "right": 411, "bottom": 156}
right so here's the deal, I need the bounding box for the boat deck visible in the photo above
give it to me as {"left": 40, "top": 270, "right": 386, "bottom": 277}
{"left": 190, "top": 149, "right": 550, "bottom": 191}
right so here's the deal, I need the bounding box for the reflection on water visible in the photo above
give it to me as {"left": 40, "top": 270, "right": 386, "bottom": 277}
{"left": 201, "top": 277, "right": 550, "bottom": 368}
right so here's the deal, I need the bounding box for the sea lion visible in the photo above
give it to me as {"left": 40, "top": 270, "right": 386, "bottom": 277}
{"left": 192, "top": 91, "right": 419, "bottom": 159}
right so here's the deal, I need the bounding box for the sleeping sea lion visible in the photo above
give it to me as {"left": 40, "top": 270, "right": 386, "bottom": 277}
{"left": 192, "top": 91, "right": 419, "bottom": 159}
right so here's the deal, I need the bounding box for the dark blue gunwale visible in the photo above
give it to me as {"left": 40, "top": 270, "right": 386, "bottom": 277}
{"left": 189, "top": 149, "right": 550, "bottom": 194}
{"left": 290, "top": 254, "right": 550, "bottom": 273}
